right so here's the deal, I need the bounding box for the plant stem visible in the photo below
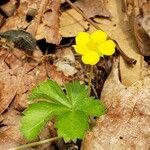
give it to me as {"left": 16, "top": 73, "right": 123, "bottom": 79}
{"left": 10, "top": 137, "right": 61, "bottom": 150}
{"left": 88, "top": 65, "right": 93, "bottom": 95}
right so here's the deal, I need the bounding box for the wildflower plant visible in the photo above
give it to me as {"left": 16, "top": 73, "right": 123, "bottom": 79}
{"left": 18, "top": 30, "right": 114, "bottom": 150}
{"left": 73, "top": 30, "right": 116, "bottom": 94}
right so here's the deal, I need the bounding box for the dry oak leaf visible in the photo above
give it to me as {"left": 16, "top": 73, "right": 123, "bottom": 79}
{"left": 27, "top": 0, "right": 61, "bottom": 44}
{"left": 124, "top": 0, "right": 150, "bottom": 56}
{"left": 81, "top": 58, "right": 150, "bottom": 150}
{"left": 1, "top": 0, "right": 61, "bottom": 45}
{"left": 74, "top": 0, "right": 110, "bottom": 19}
{"left": 0, "top": 47, "right": 48, "bottom": 112}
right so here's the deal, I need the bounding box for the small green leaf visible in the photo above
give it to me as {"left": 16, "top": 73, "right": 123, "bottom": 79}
{"left": 29, "top": 80, "right": 70, "bottom": 107}
{"left": 55, "top": 111, "right": 89, "bottom": 142}
{"left": 65, "top": 80, "right": 88, "bottom": 106}
{"left": 21, "top": 101, "right": 69, "bottom": 141}
{"left": 77, "top": 97, "right": 106, "bottom": 116}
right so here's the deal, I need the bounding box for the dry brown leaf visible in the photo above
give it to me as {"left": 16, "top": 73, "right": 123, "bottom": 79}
{"left": 0, "top": 49, "right": 19, "bottom": 114}
{"left": 60, "top": 9, "right": 89, "bottom": 37}
{"left": 54, "top": 48, "right": 77, "bottom": 77}
{"left": 0, "top": 0, "right": 18, "bottom": 17}
{"left": 0, "top": 47, "right": 47, "bottom": 112}
{"left": 124, "top": 0, "right": 150, "bottom": 56}
{"left": 74, "top": 0, "right": 110, "bottom": 18}
{"left": 1, "top": 0, "right": 61, "bottom": 45}
{"left": 0, "top": 0, "right": 29, "bottom": 31}
{"left": 60, "top": 0, "right": 109, "bottom": 37}
{"left": 81, "top": 58, "right": 150, "bottom": 150}
{"left": 0, "top": 108, "right": 27, "bottom": 150}
{"left": 27, "top": 0, "right": 61, "bottom": 44}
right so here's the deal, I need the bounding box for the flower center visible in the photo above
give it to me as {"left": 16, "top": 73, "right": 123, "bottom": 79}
{"left": 87, "top": 41, "right": 100, "bottom": 55}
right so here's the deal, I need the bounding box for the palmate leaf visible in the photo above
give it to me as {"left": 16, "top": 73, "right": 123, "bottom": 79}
{"left": 65, "top": 80, "right": 106, "bottom": 116}
{"left": 65, "top": 80, "right": 88, "bottom": 106}
{"left": 55, "top": 111, "right": 89, "bottom": 142}
{"left": 21, "top": 80, "right": 106, "bottom": 142}
{"left": 21, "top": 101, "right": 69, "bottom": 141}
{"left": 77, "top": 97, "right": 106, "bottom": 116}
{"left": 28, "top": 80, "right": 70, "bottom": 108}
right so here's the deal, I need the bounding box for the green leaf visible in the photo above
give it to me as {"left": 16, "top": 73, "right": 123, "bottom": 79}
{"left": 65, "top": 81, "right": 105, "bottom": 116}
{"left": 29, "top": 80, "right": 70, "bottom": 107}
{"left": 21, "top": 80, "right": 106, "bottom": 142}
{"left": 77, "top": 97, "right": 106, "bottom": 116}
{"left": 21, "top": 101, "right": 69, "bottom": 141}
{"left": 65, "top": 80, "right": 88, "bottom": 106}
{"left": 55, "top": 111, "right": 89, "bottom": 142}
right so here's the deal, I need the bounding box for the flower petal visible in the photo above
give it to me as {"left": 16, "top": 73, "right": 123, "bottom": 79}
{"left": 81, "top": 51, "right": 100, "bottom": 65}
{"left": 98, "top": 40, "right": 116, "bottom": 55}
{"left": 73, "top": 45, "right": 88, "bottom": 55}
{"left": 76, "top": 32, "right": 90, "bottom": 45}
{"left": 91, "top": 30, "right": 107, "bottom": 44}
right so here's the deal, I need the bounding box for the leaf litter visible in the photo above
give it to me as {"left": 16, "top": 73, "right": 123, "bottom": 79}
{"left": 0, "top": 0, "right": 150, "bottom": 149}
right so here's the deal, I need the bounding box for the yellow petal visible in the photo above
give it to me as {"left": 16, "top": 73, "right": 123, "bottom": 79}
{"left": 73, "top": 45, "right": 88, "bottom": 55}
{"left": 81, "top": 51, "right": 100, "bottom": 65}
{"left": 91, "top": 30, "right": 107, "bottom": 44}
{"left": 76, "top": 32, "right": 90, "bottom": 45}
{"left": 98, "top": 40, "right": 116, "bottom": 55}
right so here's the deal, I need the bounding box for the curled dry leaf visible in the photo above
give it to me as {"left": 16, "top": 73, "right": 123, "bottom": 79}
{"left": 1, "top": 0, "right": 61, "bottom": 45}
{"left": 0, "top": 0, "right": 19, "bottom": 17}
{"left": 81, "top": 58, "right": 150, "bottom": 150}
{"left": 0, "top": 46, "right": 46, "bottom": 112}
{"left": 27, "top": 0, "right": 61, "bottom": 44}
{"left": 124, "top": 0, "right": 150, "bottom": 56}
{"left": 74, "top": 0, "right": 110, "bottom": 19}
{"left": 54, "top": 48, "right": 77, "bottom": 77}
{"left": 0, "top": 49, "right": 19, "bottom": 114}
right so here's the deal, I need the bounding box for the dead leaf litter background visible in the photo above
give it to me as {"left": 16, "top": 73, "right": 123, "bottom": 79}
{"left": 0, "top": 0, "right": 150, "bottom": 150}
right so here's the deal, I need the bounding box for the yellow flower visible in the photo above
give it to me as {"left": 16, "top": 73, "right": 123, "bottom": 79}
{"left": 73, "top": 30, "right": 116, "bottom": 65}
{"left": 82, "top": 51, "right": 99, "bottom": 65}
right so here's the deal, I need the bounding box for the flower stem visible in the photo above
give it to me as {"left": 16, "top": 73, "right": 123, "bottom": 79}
{"left": 10, "top": 137, "right": 61, "bottom": 150}
{"left": 88, "top": 65, "right": 93, "bottom": 95}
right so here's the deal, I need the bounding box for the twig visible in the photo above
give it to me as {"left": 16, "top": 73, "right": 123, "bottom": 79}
{"left": 30, "top": 0, "right": 51, "bottom": 36}
{"left": 9, "top": 137, "right": 60, "bottom": 150}
{"left": 65, "top": 0, "right": 137, "bottom": 65}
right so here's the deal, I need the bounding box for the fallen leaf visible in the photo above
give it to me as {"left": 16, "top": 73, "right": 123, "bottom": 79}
{"left": 60, "top": 9, "right": 89, "bottom": 37}
{"left": 0, "top": 49, "right": 19, "bottom": 114}
{"left": 0, "top": 1, "right": 29, "bottom": 31}
{"left": 1, "top": 0, "right": 61, "bottom": 45}
{"left": 74, "top": 0, "right": 110, "bottom": 19}
{"left": 0, "top": 0, "right": 18, "bottom": 17}
{"left": 27, "top": 0, "right": 61, "bottom": 44}
{"left": 54, "top": 48, "right": 77, "bottom": 76}
{"left": 124, "top": 0, "right": 150, "bottom": 56}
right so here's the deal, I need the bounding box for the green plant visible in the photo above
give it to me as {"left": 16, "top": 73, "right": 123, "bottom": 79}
{"left": 21, "top": 80, "right": 106, "bottom": 143}
{"left": 17, "top": 29, "right": 114, "bottom": 150}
